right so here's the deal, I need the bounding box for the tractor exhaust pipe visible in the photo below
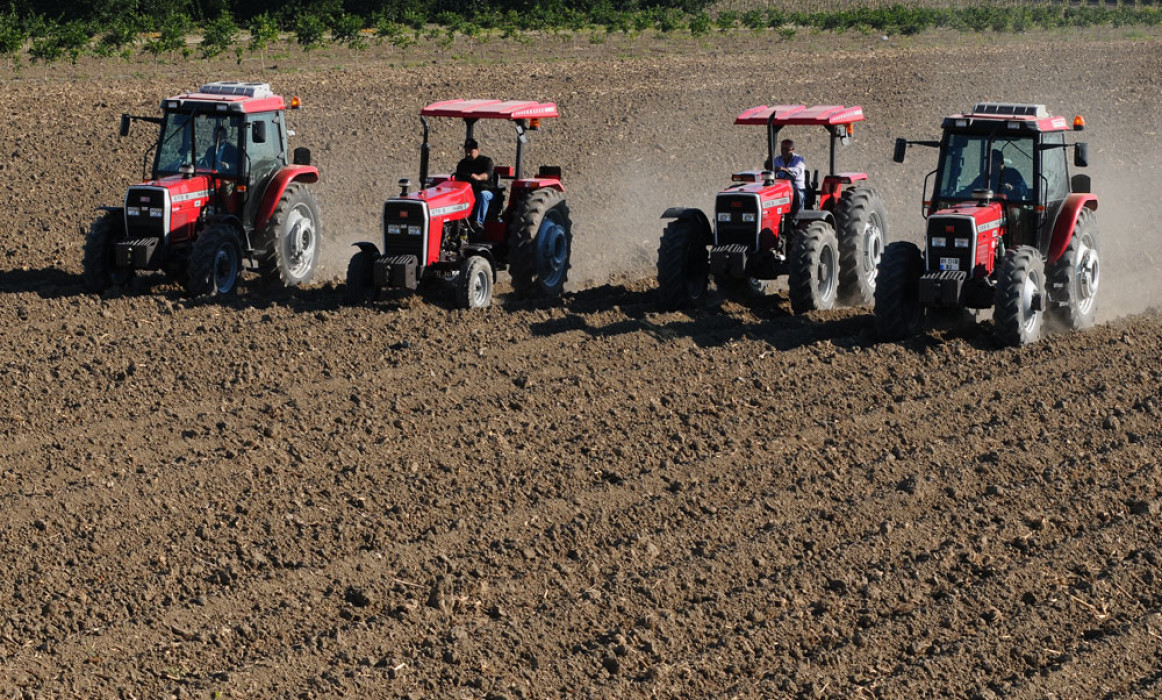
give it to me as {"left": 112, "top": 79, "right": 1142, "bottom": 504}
{"left": 419, "top": 116, "right": 430, "bottom": 187}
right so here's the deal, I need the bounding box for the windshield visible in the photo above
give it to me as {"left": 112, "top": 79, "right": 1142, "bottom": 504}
{"left": 937, "top": 133, "right": 1035, "bottom": 201}
{"left": 154, "top": 111, "right": 243, "bottom": 177}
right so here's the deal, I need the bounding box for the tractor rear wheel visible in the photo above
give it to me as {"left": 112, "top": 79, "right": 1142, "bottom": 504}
{"left": 82, "top": 211, "right": 133, "bottom": 293}
{"left": 657, "top": 217, "right": 711, "bottom": 310}
{"left": 457, "top": 255, "right": 494, "bottom": 309}
{"left": 345, "top": 249, "right": 378, "bottom": 304}
{"left": 1048, "top": 207, "right": 1100, "bottom": 331}
{"left": 186, "top": 224, "right": 243, "bottom": 298}
{"left": 873, "top": 241, "right": 924, "bottom": 341}
{"left": 509, "top": 188, "right": 571, "bottom": 297}
{"left": 788, "top": 220, "right": 839, "bottom": 314}
{"left": 994, "top": 245, "right": 1046, "bottom": 347}
{"left": 835, "top": 186, "right": 887, "bottom": 306}
{"left": 259, "top": 183, "right": 321, "bottom": 287}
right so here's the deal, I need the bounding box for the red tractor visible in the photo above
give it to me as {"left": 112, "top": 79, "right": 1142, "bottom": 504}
{"left": 85, "top": 81, "right": 321, "bottom": 297}
{"left": 876, "top": 102, "right": 1097, "bottom": 346}
{"left": 345, "top": 99, "right": 572, "bottom": 309}
{"left": 657, "top": 104, "right": 887, "bottom": 313}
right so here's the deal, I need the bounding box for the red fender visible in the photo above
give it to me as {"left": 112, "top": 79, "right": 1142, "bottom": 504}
{"left": 1047, "top": 193, "right": 1098, "bottom": 264}
{"left": 255, "top": 165, "right": 320, "bottom": 231}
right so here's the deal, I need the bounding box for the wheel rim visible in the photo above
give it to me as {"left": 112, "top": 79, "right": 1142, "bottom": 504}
{"left": 1076, "top": 239, "right": 1100, "bottom": 315}
{"left": 468, "top": 265, "right": 490, "bottom": 307}
{"left": 817, "top": 242, "right": 837, "bottom": 303}
{"left": 213, "top": 243, "right": 239, "bottom": 294}
{"left": 1019, "top": 268, "right": 1043, "bottom": 335}
{"left": 862, "top": 215, "right": 884, "bottom": 289}
{"left": 535, "top": 210, "right": 569, "bottom": 289}
{"left": 284, "top": 203, "right": 317, "bottom": 279}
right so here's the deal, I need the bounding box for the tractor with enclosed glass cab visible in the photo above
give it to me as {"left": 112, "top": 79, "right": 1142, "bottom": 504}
{"left": 657, "top": 103, "right": 887, "bottom": 314}
{"left": 84, "top": 81, "right": 321, "bottom": 297}
{"left": 877, "top": 102, "right": 1097, "bottom": 346}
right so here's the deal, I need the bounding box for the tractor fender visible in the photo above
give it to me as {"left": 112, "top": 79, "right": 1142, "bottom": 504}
{"left": 255, "top": 165, "right": 321, "bottom": 232}
{"left": 352, "top": 241, "right": 381, "bottom": 257}
{"left": 661, "top": 207, "right": 713, "bottom": 244}
{"left": 793, "top": 209, "right": 835, "bottom": 227}
{"left": 463, "top": 244, "right": 497, "bottom": 266}
{"left": 1047, "top": 194, "right": 1098, "bottom": 264}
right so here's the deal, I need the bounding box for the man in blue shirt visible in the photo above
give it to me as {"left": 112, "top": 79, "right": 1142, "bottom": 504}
{"left": 770, "top": 138, "right": 806, "bottom": 212}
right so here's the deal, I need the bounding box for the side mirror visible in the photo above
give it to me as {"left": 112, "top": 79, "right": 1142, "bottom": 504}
{"left": 1074, "top": 142, "right": 1089, "bottom": 168}
{"left": 293, "top": 147, "right": 311, "bottom": 166}
{"left": 252, "top": 120, "right": 267, "bottom": 144}
{"left": 893, "top": 138, "right": 907, "bottom": 164}
{"left": 119, "top": 114, "right": 130, "bottom": 137}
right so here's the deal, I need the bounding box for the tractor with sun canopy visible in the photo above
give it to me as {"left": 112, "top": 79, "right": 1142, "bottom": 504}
{"left": 657, "top": 104, "right": 887, "bottom": 314}
{"left": 84, "top": 81, "right": 321, "bottom": 297}
{"left": 345, "top": 99, "right": 572, "bottom": 309}
{"left": 877, "top": 102, "right": 1097, "bottom": 346}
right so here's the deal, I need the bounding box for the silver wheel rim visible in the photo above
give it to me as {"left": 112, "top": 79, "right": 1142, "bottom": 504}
{"left": 469, "top": 264, "right": 490, "bottom": 307}
{"left": 863, "top": 215, "right": 884, "bottom": 289}
{"left": 818, "top": 242, "right": 837, "bottom": 303}
{"left": 213, "top": 244, "right": 239, "bottom": 293}
{"left": 536, "top": 209, "right": 568, "bottom": 289}
{"left": 284, "top": 203, "right": 317, "bottom": 279}
{"left": 1019, "top": 268, "right": 1043, "bottom": 335}
{"left": 1076, "top": 239, "right": 1100, "bottom": 316}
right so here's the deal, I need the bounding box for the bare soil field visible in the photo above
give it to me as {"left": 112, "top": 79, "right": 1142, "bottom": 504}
{"left": 1, "top": 28, "right": 1161, "bottom": 699}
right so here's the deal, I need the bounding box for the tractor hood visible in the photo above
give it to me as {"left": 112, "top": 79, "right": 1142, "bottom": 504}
{"left": 403, "top": 179, "right": 474, "bottom": 220}
{"left": 926, "top": 201, "right": 1006, "bottom": 277}
{"left": 126, "top": 174, "right": 216, "bottom": 245}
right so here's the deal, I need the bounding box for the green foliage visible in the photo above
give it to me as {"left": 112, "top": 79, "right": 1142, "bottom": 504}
{"left": 55, "top": 19, "right": 91, "bottom": 64}
{"left": 95, "top": 18, "right": 137, "bottom": 57}
{"left": 688, "top": 12, "right": 709, "bottom": 37}
{"left": 144, "top": 13, "right": 189, "bottom": 60}
{"left": 715, "top": 10, "right": 736, "bottom": 32}
{"left": 741, "top": 10, "right": 764, "bottom": 32}
{"left": 329, "top": 12, "right": 365, "bottom": 48}
{"left": 28, "top": 32, "right": 62, "bottom": 66}
{"left": 0, "top": 11, "right": 25, "bottom": 60}
{"left": 201, "top": 12, "right": 238, "bottom": 58}
{"left": 294, "top": 12, "right": 327, "bottom": 53}
{"left": 248, "top": 12, "right": 278, "bottom": 52}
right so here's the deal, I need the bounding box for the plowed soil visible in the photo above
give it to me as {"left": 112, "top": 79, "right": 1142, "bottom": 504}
{"left": 2, "top": 29, "right": 1162, "bottom": 699}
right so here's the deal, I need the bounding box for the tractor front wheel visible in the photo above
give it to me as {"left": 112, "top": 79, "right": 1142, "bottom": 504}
{"left": 873, "top": 241, "right": 924, "bottom": 341}
{"left": 994, "top": 245, "right": 1046, "bottom": 347}
{"left": 457, "top": 255, "right": 494, "bottom": 309}
{"left": 509, "top": 188, "right": 572, "bottom": 297}
{"left": 345, "top": 249, "right": 378, "bottom": 304}
{"left": 186, "top": 224, "right": 243, "bottom": 298}
{"left": 82, "top": 211, "right": 133, "bottom": 293}
{"left": 835, "top": 186, "right": 887, "bottom": 306}
{"left": 788, "top": 220, "right": 839, "bottom": 314}
{"left": 656, "top": 217, "right": 710, "bottom": 310}
{"left": 260, "top": 183, "right": 322, "bottom": 287}
{"left": 1048, "top": 207, "right": 1100, "bottom": 331}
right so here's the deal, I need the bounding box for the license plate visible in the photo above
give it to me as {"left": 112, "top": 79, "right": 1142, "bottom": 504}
{"left": 939, "top": 257, "right": 960, "bottom": 271}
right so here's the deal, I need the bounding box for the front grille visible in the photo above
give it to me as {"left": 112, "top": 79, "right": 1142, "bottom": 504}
{"left": 714, "top": 193, "right": 760, "bottom": 249}
{"left": 926, "top": 216, "right": 975, "bottom": 275}
{"left": 383, "top": 200, "right": 428, "bottom": 262}
{"left": 125, "top": 187, "right": 167, "bottom": 241}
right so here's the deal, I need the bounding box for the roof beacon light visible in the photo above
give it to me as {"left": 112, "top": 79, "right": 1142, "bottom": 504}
{"left": 845, "top": 123, "right": 854, "bottom": 136}
{"left": 529, "top": 118, "right": 542, "bottom": 130}
{"left": 1073, "top": 115, "right": 1085, "bottom": 131}
{"left": 290, "top": 96, "right": 302, "bottom": 109}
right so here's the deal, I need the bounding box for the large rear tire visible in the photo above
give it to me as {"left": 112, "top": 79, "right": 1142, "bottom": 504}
{"left": 82, "top": 211, "right": 133, "bottom": 293}
{"left": 835, "top": 186, "right": 887, "bottom": 307}
{"left": 457, "top": 256, "right": 494, "bottom": 309}
{"left": 259, "top": 183, "right": 322, "bottom": 287}
{"left": 788, "top": 220, "right": 839, "bottom": 314}
{"left": 994, "top": 245, "right": 1046, "bottom": 347}
{"left": 345, "top": 249, "right": 377, "bottom": 304}
{"left": 873, "top": 241, "right": 924, "bottom": 341}
{"left": 509, "top": 188, "right": 571, "bottom": 297}
{"left": 1048, "top": 207, "right": 1099, "bottom": 331}
{"left": 656, "top": 217, "right": 710, "bottom": 310}
{"left": 185, "top": 224, "right": 243, "bottom": 298}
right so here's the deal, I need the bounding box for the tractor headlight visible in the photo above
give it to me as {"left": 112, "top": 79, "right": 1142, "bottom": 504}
{"left": 954, "top": 238, "right": 971, "bottom": 248}
{"left": 408, "top": 225, "right": 422, "bottom": 236}
{"left": 930, "top": 236, "right": 947, "bottom": 248}
{"left": 127, "top": 206, "right": 140, "bottom": 216}
{"left": 387, "top": 224, "right": 402, "bottom": 235}
{"left": 149, "top": 208, "right": 163, "bottom": 218}
{"left": 717, "top": 212, "right": 731, "bottom": 222}
{"left": 742, "top": 213, "right": 756, "bottom": 223}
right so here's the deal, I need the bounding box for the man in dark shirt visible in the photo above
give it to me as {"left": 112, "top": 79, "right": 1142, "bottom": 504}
{"left": 455, "top": 139, "right": 494, "bottom": 225}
